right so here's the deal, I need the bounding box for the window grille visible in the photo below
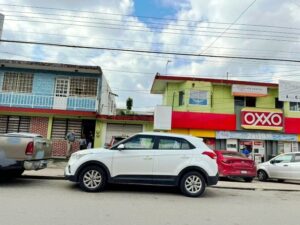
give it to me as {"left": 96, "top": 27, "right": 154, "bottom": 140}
{"left": 2, "top": 72, "right": 33, "bottom": 93}
{"left": 69, "top": 77, "right": 97, "bottom": 97}
{"left": 0, "top": 116, "right": 30, "bottom": 134}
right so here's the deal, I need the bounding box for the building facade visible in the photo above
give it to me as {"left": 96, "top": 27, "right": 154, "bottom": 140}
{"left": 151, "top": 74, "right": 300, "bottom": 163}
{"left": 0, "top": 59, "right": 117, "bottom": 156}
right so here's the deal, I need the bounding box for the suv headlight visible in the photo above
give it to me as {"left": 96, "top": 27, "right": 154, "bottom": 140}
{"left": 70, "top": 152, "right": 86, "bottom": 161}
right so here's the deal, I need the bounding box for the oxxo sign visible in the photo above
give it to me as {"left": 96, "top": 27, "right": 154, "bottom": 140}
{"left": 241, "top": 108, "right": 284, "bottom": 131}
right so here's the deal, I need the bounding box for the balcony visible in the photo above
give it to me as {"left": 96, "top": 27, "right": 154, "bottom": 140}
{"left": 0, "top": 92, "right": 98, "bottom": 112}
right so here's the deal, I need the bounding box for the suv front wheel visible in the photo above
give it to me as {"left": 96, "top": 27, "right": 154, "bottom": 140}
{"left": 78, "top": 166, "right": 107, "bottom": 192}
{"left": 180, "top": 171, "right": 206, "bottom": 197}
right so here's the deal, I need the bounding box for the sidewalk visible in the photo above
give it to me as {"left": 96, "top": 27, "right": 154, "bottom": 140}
{"left": 22, "top": 159, "right": 300, "bottom": 191}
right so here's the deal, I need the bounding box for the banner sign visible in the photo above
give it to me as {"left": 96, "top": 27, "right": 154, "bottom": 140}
{"left": 241, "top": 108, "right": 283, "bottom": 131}
{"left": 232, "top": 84, "right": 267, "bottom": 97}
{"left": 154, "top": 105, "right": 172, "bottom": 130}
{"left": 216, "top": 131, "right": 297, "bottom": 142}
{"left": 279, "top": 80, "right": 300, "bottom": 102}
{"left": 189, "top": 90, "right": 208, "bottom": 105}
{"left": 0, "top": 14, "right": 4, "bottom": 40}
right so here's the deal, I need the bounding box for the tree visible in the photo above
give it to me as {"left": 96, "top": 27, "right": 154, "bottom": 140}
{"left": 126, "top": 97, "right": 133, "bottom": 110}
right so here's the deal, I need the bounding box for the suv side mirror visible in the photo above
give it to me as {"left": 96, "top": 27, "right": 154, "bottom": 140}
{"left": 117, "top": 144, "right": 125, "bottom": 150}
{"left": 270, "top": 160, "right": 276, "bottom": 164}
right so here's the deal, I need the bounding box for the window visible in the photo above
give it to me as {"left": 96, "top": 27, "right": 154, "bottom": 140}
{"left": 122, "top": 135, "right": 154, "bottom": 149}
{"left": 2, "top": 72, "right": 33, "bottom": 93}
{"left": 275, "top": 98, "right": 283, "bottom": 109}
{"left": 179, "top": 91, "right": 185, "bottom": 106}
{"left": 189, "top": 90, "right": 208, "bottom": 106}
{"left": 51, "top": 118, "right": 82, "bottom": 139}
{"left": 290, "top": 102, "right": 300, "bottom": 111}
{"left": 245, "top": 97, "right": 256, "bottom": 107}
{"left": 69, "top": 77, "right": 97, "bottom": 97}
{"left": 158, "top": 137, "right": 193, "bottom": 150}
{"left": 293, "top": 154, "right": 300, "bottom": 162}
{"left": 234, "top": 97, "right": 256, "bottom": 107}
{"left": 272, "top": 154, "right": 293, "bottom": 163}
{"left": 0, "top": 116, "right": 30, "bottom": 134}
{"left": 234, "top": 96, "right": 245, "bottom": 107}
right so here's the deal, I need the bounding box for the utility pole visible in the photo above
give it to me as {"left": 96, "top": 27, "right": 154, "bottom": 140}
{"left": 0, "top": 13, "right": 4, "bottom": 40}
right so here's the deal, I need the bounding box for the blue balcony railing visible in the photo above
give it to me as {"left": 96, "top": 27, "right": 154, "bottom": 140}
{"left": 0, "top": 92, "right": 98, "bottom": 112}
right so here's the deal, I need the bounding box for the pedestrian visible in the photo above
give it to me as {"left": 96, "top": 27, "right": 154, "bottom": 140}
{"left": 242, "top": 147, "right": 250, "bottom": 157}
{"left": 79, "top": 134, "right": 87, "bottom": 150}
{"left": 87, "top": 131, "right": 94, "bottom": 149}
{"left": 65, "top": 130, "right": 76, "bottom": 158}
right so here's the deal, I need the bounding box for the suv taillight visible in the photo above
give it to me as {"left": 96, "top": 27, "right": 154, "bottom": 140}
{"left": 202, "top": 151, "right": 217, "bottom": 159}
{"left": 25, "top": 141, "right": 34, "bottom": 155}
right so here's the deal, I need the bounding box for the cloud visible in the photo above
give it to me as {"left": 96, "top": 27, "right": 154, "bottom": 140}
{"left": 1, "top": 0, "right": 300, "bottom": 110}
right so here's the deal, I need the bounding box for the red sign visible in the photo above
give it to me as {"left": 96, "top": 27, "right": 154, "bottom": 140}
{"left": 241, "top": 108, "right": 283, "bottom": 131}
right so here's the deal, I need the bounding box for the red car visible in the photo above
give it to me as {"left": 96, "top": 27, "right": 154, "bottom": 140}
{"left": 214, "top": 150, "right": 257, "bottom": 182}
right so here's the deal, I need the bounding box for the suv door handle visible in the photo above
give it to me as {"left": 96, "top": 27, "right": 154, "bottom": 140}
{"left": 283, "top": 164, "right": 288, "bottom": 167}
{"left": 181, "top": 156, "right": 189, "bottom": 159}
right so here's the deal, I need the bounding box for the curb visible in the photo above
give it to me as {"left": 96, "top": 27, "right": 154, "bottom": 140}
{"left": 20, "top": 176, "right": 300, "bottom": 192}
{"left": 21, "top": 175, "right": 66, "bottom": 180}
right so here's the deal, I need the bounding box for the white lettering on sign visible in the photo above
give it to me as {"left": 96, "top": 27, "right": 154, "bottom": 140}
{"left": 244, "top": 112, "right": 282, "bottom": 126}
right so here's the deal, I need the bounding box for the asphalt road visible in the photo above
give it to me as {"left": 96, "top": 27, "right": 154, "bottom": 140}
{"left": 0, "top": 178, "right": 299, "bottom": 225}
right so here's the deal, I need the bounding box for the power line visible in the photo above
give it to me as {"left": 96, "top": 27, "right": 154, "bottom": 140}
{"left": 200, "top": 0, "right": 257, "bottom": 54}
{"left": 2, "top": 2, "right": 300, "bottom": 32}
{"left": 3, "top": 13, "right": 300, "bottom": 40}
{"left": 4, "top": 18, "right": 300, "bottom": 44}
{"left": 5, "top": 29, "right": 300, "bottom": 57}
{"left": 3, "top": 39, "right": 300, "bottom": 64}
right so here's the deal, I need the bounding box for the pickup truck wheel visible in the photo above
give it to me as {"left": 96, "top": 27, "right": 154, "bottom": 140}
{"left": 180, "top": 171, "right": 206, "bottom": 197}
{"left": 78, "top": 166, "right": 107, "bottom": 192}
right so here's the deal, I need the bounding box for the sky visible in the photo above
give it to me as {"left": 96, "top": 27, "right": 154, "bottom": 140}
{"left": 1, "top": 0, "right": 300, "bottom": 111}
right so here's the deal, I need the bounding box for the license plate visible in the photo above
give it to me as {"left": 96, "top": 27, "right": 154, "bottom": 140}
{"left": 241, "top": 170, "right": 247, "bottom": 174}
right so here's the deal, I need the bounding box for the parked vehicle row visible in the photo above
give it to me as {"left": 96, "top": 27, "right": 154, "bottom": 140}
{"left": 1, "top": 131, "right": 299, "bottom": 198}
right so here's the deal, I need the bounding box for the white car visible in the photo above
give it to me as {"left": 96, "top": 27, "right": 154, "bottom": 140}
{"left": 257, "top": 152, "right": 300, "bottom": 182}
{"left": 65, "top": 132, "right": 218, "bottom": 197}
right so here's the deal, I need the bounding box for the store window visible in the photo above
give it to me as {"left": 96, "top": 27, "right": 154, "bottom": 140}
{"left": 245, "top": 97, "right": 256, "bottom": 107}
{"left": 290, "top": 102, "right": 300, "bottom": 111}
{"left": 178, "top": 91, "right": 185, "bottom": 106}
{"left": 2, "top": 72, "right": 33, "bottom": 93}
{"left": 69, "top": 77, "right": 97, "bottom": 97}
{"left": 275, "top": 98, "right": 284, "bottom": 109}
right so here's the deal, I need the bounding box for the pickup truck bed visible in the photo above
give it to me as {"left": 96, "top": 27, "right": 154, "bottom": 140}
{"left": 0, "top": 133, "right": 52, "bottom": 176}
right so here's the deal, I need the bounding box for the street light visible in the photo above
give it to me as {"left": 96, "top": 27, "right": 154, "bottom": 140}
{"left": 165, "top": 60, "right": 172, "bottom": 74}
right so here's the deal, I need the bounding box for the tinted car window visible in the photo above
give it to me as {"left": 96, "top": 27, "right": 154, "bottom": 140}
{"left": 158, "top": 137, "right": 192, "bottom": 150}
{"left": 222, "top": 152, "right": 247, "bottom": 158}
{"left": 123, "top": 136, "right": 154, "bottom": 150}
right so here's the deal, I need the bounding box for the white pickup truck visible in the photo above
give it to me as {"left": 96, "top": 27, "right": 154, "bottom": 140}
{"left": 0, "top": 133, "right": 52, "bottom": 177}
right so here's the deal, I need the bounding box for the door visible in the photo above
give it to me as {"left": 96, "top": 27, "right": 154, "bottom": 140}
{"left": 53, "top": 78, "right": 69, "bottom": 109}
{"left": 269, "top": 154, "right": 293, "bottom": 179}
{"left": 111, "top": 135, "right": 155, "bottom": 180}
{"left": 153, "top": 136, "right": 194, "bottom": 177}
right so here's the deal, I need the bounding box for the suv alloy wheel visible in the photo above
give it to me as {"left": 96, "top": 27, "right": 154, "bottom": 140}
{"left": 79, "top": 166, "right": 107, "bottom": 192}
{"left": 180, "top": 171, "right": 206, "bottom": 197}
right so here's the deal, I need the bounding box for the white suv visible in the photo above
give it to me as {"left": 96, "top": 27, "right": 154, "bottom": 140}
{"left": 65, "top": 132, "right": 218, "bottom": 197}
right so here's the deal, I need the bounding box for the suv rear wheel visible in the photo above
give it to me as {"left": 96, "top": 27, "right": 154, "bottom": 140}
{"left": 78, "top": 166, "right": 107, "bottom": 192}
{"left": 180, "top": 171, "right": 206, "bottom": 197}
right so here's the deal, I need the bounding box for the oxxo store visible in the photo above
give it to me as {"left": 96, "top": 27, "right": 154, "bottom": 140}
{"left": 151, "top": 75, "right": 300, "bottom": 163}
{"left": 218, "top": 107, "right": 299, "bottom": 163}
